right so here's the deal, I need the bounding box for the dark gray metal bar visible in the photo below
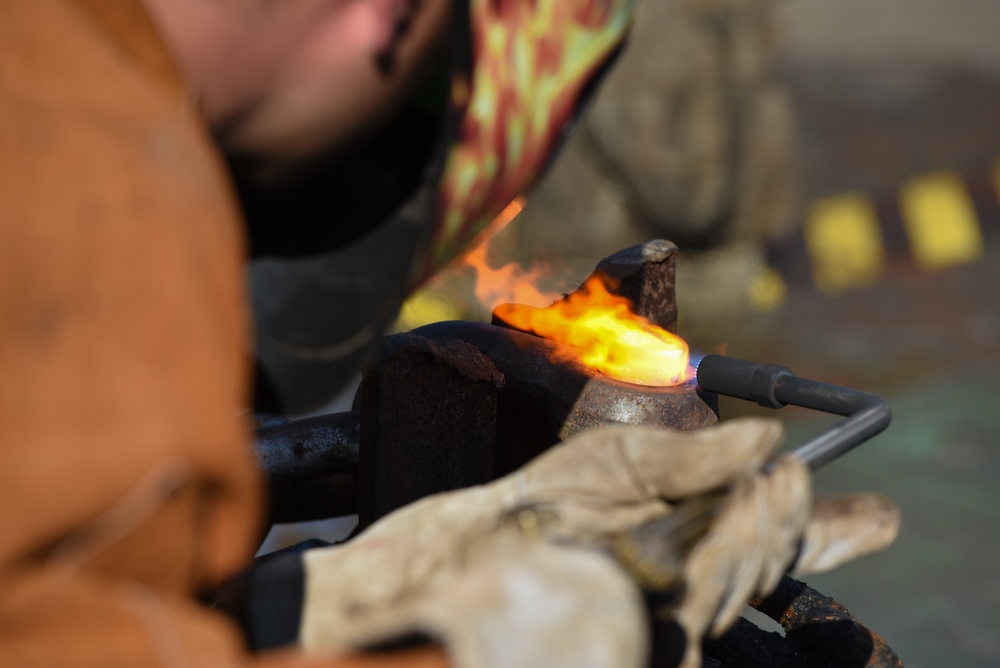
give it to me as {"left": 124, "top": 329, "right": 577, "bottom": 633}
{"left": 695, "top": 354, "right": 892, "bottom": 469}
{"left": 254, "top": 411, "right": 360, "bottom": 485}
{"left": 616, "top": 355, "right": 892, "bottom": 595}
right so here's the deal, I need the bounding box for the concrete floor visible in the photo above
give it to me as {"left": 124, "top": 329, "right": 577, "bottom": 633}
{"left": 720, "top": 251, "right": 1000, "bottom": 668}
{"left": 714, "top": 5, "right": 1000, "bottom": 665}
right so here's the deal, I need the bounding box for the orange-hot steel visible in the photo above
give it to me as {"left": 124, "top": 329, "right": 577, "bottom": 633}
{"left": 493, "top": 277, "right": 692, "bottom": 387}
{"left": 459, "top": 199, "right": 692, "bottom": 387}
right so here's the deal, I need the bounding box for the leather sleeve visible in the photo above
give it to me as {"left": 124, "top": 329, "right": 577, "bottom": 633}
{"left": 0, "top": 2, "right": 448, "bottom": 667}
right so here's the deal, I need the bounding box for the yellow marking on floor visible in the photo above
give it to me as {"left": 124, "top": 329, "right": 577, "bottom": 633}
{"left": 748, "top": 266, "right": 788, "bottom": 312}
{"left": 804, "top": 193, "right": 885, "bottom": 295}
{"left": 900, "top": 171, "right": 984, "bottom": 270}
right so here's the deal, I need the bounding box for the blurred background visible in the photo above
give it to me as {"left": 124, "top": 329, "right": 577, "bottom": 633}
{"left": 402, "top": 1, "right": 1000, "bottom": 665}
{"left": 269, "top": 1, "right": 1000, "bottom": 664}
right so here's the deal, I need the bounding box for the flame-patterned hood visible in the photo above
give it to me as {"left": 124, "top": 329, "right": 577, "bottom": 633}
{"left": 426, "top": 0, "right": 635, "bottom": 276}
{"left": 248, "top": 0, "right": 635, "bottom": 413}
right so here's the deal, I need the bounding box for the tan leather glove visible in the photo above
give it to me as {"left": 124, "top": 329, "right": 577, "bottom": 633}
{"left": 664, "top": 455, "right": 899, "bottom": 668}
{"left": 298, "top": 418, "right": 899, "bottom": 668}
{"left": 304, "top": 530, "right": 647, "bottom": 668}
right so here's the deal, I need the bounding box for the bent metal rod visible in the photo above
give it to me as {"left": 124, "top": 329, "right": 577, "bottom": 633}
{"left": 614, "top": 354, "right": 892, "bottom": 597}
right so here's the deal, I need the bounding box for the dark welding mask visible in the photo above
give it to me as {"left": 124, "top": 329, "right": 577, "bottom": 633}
{"left": 244, "top": 0, "right": 635, "bottom": 414}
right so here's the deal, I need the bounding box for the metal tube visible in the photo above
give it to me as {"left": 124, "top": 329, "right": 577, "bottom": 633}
{"left": 254, "top": 411, "right": 360, "bottom": 485}
{"left": 695, "top": 355, "right": 892, "bottom": 469}
{"left": 615, "top": 355, "right": 892, "bottom": 594}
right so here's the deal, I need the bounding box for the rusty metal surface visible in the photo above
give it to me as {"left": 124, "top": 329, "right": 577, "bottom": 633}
{"left": 593, "top": 239, "right": 680, "bottom": 332}
{"left": 412, "top": 320, "right": 718, "bottom": 478}
{"left": 357, "top": 333, "right": 505, "bottom": 527}
{"left": 702, "top": 617, "right": 839, "bottom": 668}
{"left": 565, "top": 375, "right": 717, "bottom": 437}
{"left": 750, "top": 575, "right": 903, "bottom": 668}
{"left": 415, "top": 321, "right": 718, "bottom": 429}
{"left": 254, "top": 316, "right": 717, "bottom": 524}
{"left": 492, "top": 239, "right": 680, "bottom": 334}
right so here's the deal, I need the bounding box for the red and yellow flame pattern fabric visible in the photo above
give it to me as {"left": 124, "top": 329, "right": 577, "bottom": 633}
{"left": 425, "top": 0, "right": 635, "bottom": 276}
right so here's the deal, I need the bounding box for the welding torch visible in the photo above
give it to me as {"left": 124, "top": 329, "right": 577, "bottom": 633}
{"left": 613, "top": 353, "right": 892, "bottom": 603}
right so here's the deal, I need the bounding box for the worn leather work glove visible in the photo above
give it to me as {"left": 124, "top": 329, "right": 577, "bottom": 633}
{"left": 239, "top": 418, "right": 898, "bottom": 668}
{"left": 304, "top": 529, "right": 648, "bottom": 668}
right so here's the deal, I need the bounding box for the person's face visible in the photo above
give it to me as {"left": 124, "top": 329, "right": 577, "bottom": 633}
{"left": 147, "top": 0, "right": 452, "bottom": 179}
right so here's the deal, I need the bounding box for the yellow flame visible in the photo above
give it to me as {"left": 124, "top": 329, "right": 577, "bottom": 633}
{"left": 456, "top": 197, "right": 691, "bottom": 387}
{"left": 494, "top": 275, "right": 692, "bottom": 386}
{"left": 458, "top": 198, "right": 559, "bottom": 309}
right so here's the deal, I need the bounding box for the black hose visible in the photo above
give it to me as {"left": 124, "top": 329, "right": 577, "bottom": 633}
{"left": 615, "top": 355, "right": 892, "bottom": 594}
{"left": 695, "top": 354, "right": 892, "bottom": 469}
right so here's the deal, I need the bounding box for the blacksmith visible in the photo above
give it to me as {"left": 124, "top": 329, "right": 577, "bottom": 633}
{"left": 0, "top": 2, "right": 899, "bottom": 667}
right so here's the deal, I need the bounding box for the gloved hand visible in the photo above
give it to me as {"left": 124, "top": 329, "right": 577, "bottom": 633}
{"left": 293, "top": 418, "right": 898, "bottom": 668}
{"left": 302, "top": 529, "right": 647, "bottom": 668}
{"left": 657, "top": 455, "right": 900, "bottom": 668}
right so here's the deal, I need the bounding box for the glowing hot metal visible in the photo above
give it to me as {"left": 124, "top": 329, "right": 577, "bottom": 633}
{"left": 456, "top": 201, "right": 688, "bottom": 386}
{"left": 493, "top": 275, "right": 693, "bottom": 387}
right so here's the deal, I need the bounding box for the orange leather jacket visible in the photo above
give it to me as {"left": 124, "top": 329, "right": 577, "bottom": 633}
{"left": 0, "top": 1, "right": 443, "bottom": 666}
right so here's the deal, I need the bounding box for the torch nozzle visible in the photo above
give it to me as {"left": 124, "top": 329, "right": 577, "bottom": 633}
{"left": 616, "top": 355, "right": 892, "bottom": 596}
{"left": 695, "top": 354, "right": 891, "bottom": 469}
